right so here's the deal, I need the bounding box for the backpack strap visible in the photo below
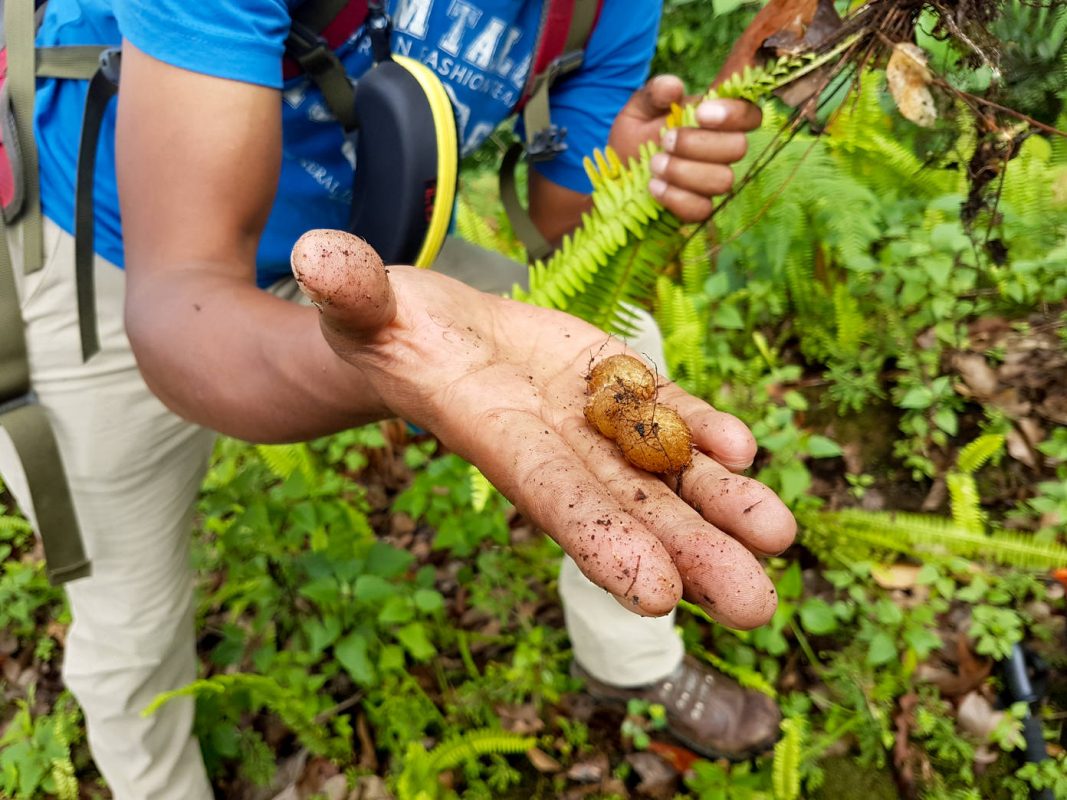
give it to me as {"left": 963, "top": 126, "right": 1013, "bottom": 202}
{"left": 285, "top": 0, "right": 368, "bottom": 131}
{"left": 0, "top": 216, "right": 91, "bottom": 585}
{"left": 73, "top": 47, "right": 121, "bottom": 361}
{"left": 4, "top": 0, "right": 45, "bottom": 275}
{"left": 500, "top": 0, "right": 602, "bottom": 260}
{"left": 0, "top": 3, "right": 99, "bottom": 585}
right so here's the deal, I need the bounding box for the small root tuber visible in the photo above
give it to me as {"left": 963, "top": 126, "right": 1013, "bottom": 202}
{"left": 583, "top": 354, "right": 693, "bottom": 474}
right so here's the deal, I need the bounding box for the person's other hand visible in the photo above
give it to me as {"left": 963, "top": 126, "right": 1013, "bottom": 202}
{"left": 607, "top": 74, "right": 761, "bottom": 222}
{"left": 292, "top": 230, "right": 795, "bottom": 629}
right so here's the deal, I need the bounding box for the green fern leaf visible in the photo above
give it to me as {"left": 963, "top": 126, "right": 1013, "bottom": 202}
{"left": 956, "top": 434, "right": 1005, "bottom": 475}
{"left": 254, "top": 443, "right": 316, "bottom": 482}
{"left": 454, "top": 195, "right": 504, "bottom": 253}
{"left": 144, "top": 673, "right": 344, "bottom": 759}
{"left": 426, "top": 729, "right": 536, "bottom": 773}
{"left": 772, "top": 717, "right": 805, "bottom": 800}
{"left": 802, "top": 508, "right": 1067, "bottom": 571}
{"left": 516, "top": 46, "right": 853, "bottom": 333}
{"left": 468, "top": 466, "right": 498, "bottom": 512}
{"left": 947, "top": 472, "right": 984, "bottom": 532}
{"left": 832, "top": 283, "right": 866, "bottom": 356}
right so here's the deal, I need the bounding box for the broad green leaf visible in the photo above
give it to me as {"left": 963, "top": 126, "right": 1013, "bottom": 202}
{"left": 378, "top": 595, "right": 415, "bottom": 625}
{"left": 395, "top": 623, "right": 436, "bottom": 661}
{"left": 299, "top": 577, "right": 341, "bottom": 609}
{"left": 866, "top": 631, "right": 897, "bottom": 666}
{"left": 776, "top": 562, "right": 803, "bottom": 601}
{"left": 903, "top": 626, "right": 942, "bottom": 658}
{"left": 304, "top": 615, "right": 342, "bottom": 656}
{"left": 898, "top": 386, "right": 933, "bottom": 409}
{"left": 807, "top": 435, "right": 843, "bottom": 459}
{"left": 354, "top": 574, "right": 399, "bottom": 604}
{"left": 365, "top": 542, "right": 414, "bottom": 578}
{"left": 413, "top": 588, "right": 444, "bottom": 613}
{"left": 335, "top": 631, "right": 376, "bottom": 685}
{"left": 379, "top": 644, "right": 405, "bottom": 673}
{"left": 799, "top": 598, "right": 838, "bottom": 635}
{"left": 712, "top": 0, "right": 748, "bottom": 16}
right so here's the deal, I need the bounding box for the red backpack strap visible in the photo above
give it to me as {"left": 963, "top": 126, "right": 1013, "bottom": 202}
{"left": 501, "top": 0, "right": 604, "bottom": 260}
{"left": 282, "top": 0, "right": 369, "bottom": 81}
{"left": 516, "top": 0, "right": 603, "bottom": 158}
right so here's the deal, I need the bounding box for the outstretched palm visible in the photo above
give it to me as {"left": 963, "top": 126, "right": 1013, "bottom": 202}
{"left": 292, "top": 230, "right": 794, "bottom": 629}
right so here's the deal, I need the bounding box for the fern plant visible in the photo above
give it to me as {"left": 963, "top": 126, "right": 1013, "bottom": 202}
{"left": 143, "top": 672, "right": 350, "bottom": 761}
{"left": 772, "top": 717, "right": 805, "bottom": 800}
{"left": 394, "top": 728, "right": 536, "bottom": 800}
{"left": 514, "top": 42, "right": 858, "bottom": 335}
{"left": 254, "top": 442, "right": 317, "bottom": 483}
{"left": 800, "top": 434, "right": 1067, "bottom": 571}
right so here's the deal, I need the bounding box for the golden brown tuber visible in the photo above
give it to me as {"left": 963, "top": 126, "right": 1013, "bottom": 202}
{"left": 583, "top": 354, "right": 693, "bottom": 474}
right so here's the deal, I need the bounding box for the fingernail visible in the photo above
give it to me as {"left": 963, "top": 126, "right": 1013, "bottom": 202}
{"left": 697, "top": 101, "right": 728, "bottom": 125}
{"left": 661, "top": 129, "right": 677, "bottom": 153}
{"left": 650, "top": 152, "right": 669, "bottom": 176}
{"left": 648, "top": 177, "right": 667, "bottom": 198}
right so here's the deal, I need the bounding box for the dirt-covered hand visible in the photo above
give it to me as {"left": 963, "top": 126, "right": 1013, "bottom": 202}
{"left": 607, "top": 74, "right": 762, "bottom": 223}
{"left": 292, "top": 230, "right": 795, "bottom": 629}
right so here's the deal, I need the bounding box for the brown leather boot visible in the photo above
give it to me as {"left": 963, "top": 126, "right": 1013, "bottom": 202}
{"left": 573, "top": 655, "right": 781, "bottom": 760}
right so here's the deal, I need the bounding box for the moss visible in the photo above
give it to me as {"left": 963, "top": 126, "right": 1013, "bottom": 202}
{"left": 810, "top": 757, "right": 899, "bottom": 800}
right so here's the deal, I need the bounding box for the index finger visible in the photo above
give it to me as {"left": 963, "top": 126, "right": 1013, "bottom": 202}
{"left": 696, "top": 98, "right": 763, "bottom": 132}
{"left": 655, "top": 381, "right": 757, "bottom": 472}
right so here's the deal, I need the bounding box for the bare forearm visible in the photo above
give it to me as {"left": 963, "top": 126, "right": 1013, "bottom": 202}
{"left": 125, "top": 266, "right": 386, "bottom": 443}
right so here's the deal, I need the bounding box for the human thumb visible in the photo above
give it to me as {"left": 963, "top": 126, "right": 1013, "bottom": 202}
{"left": 291, "top": 229, "right": 397, "bottom": 344}
{"left": 625, "top": 74, "right": 686, "bottom": 121}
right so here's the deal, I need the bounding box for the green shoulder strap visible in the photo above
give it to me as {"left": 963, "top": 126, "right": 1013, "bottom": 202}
{"left": 0, "top": 217, "right": 91, "bottom": 585}
{"left": 5, "top": 0, "right": 45, "bottom": 274}
{"left": 500, "top": 0, "right": 600, "bottom": 261}
{"left": 0, "top": 3, "right": 101, "bottom": 585}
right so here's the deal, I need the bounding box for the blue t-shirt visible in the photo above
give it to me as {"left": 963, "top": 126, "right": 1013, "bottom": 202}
{"left": 34, "top": 0, "right": 660, "bottom": 286}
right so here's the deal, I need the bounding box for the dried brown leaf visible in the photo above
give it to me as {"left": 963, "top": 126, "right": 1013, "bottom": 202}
{"left": 956, "top": 692, "right": 1004, "bottom": 740}
{"left": 887, "top": 43, "right": 937, "bottom": 127}
{"left": 954, "top": 353, "right": 999, "bottom": 399}
{"left": 872, "top": 563, "right": 922, "bottom": 590}
{"left": 526, "top": 747, "right": 563, "bottom": 774}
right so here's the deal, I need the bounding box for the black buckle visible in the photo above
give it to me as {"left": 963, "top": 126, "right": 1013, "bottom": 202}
{"left": 0, "top": 390, "right": 38, "bottom": 417}
{"left": 98, "top": 47, "right": 122, "bottom": 86}
{"left": 526, "top": 124, "right": 568, "bottom": 162}
{"left": 366, "top": 2, "right": 394, "bottom": 63}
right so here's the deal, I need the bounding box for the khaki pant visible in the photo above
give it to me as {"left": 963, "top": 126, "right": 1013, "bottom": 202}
{"left": 0, "top": 223, "right": 682, "bottom": 800}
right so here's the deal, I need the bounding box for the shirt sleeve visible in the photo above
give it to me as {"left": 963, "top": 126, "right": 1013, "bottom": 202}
{"left": 113, "top": 0, "right": 292, "bottom": 89}
{"left": 525, "top": 0, "right": 663, "bottom": 195}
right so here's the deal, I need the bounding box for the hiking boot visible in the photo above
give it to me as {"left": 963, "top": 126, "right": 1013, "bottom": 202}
{"left": 573, "top": 655, "right": 781, "bottom": 760}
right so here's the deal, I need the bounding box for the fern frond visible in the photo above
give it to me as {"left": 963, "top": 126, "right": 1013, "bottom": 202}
{"left": 772, "top": 717, "right": 805, "bottom": 800}
{"left": 515, "top": 47, "right": 850, "bottom": 333}
{"left": 396, "top": 730, "right": 536, "bottom": 800}
{"left": 690, "top": 641, "right": 777, "bottom": 697}
{"left": 832, "top": 282, "right": 866, "bottom": 356}
{"left": 955, "top": 434, "right": 1005, "bottom": 475}
{"left": 654, "top": 277, "right": 709, "bottom": 396}
{"left": 946, "top": 472, "right": 983, "bottom": 532}
{"left": 802, "top": 508, "right": 1067, "bottom": 571}
{"left": 425, "top": 729, "right": 536, "bottom": 773}
{"left": 254, "top": 443, "right": 316, "bottom": 482}
{"left": 679, "top": 227, "right": 712, "bottom": 295}
{"left": 144, "top": 673, "right": 344, "bottom": 759}
{"left": 50, "top": 759, "right": 78, "bottom": 800}
{"left": 468, "top": 465, "right": 498, "bottom": 512}
{"left": 454, "top": 195, "right": 504, "bottom": 253}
